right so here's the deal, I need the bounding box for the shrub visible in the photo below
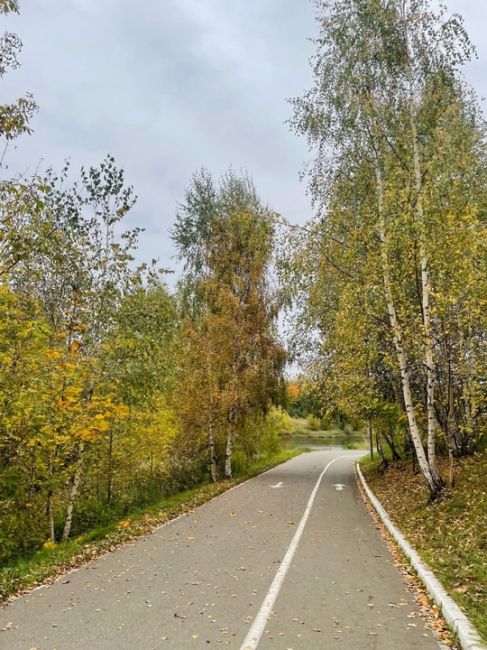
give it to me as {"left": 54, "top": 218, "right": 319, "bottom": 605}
{"left": 306, "top": 414, "right": 322, "bottom": 431}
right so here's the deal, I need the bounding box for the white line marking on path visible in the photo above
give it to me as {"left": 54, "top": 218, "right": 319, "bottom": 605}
{"left": 333, "top": 483, "right": 346, "bottom": 491}
{"left": 270, "top": 482, "right": 284, "bottom": 489}
{"left": 240, "top": 454, "right": 350, "bottom": 650}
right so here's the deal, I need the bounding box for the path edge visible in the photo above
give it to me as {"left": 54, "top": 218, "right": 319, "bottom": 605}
{"left": 356, "top": 461, "right": 486, "bottom": 650}
{"left": 1, "top": 450, "right": 306, "bottom": 607}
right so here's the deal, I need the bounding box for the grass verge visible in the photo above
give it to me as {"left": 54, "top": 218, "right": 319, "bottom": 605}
{"left": 288, "top": 416, "right": 366, "bottom": 440}
{"left": 0, "top": 447, "right": 305, "bottom": 603}
{"left": 359, "top": 451, "right": 487, "bottom": 643}
{"left": 289, "top": 416, "right": 345, "bottom": 437}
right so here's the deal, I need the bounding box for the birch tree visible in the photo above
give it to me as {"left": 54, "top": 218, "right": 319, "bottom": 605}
{"left": 288, "top": 0, "right": 486, "bottom": 497}
{"left": 173, "top": 170, "right": 285, "bottom": 480}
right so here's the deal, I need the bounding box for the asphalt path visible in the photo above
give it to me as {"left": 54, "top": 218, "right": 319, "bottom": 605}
{"left": 0, "top": 450, "right": 442, "bottom": 649}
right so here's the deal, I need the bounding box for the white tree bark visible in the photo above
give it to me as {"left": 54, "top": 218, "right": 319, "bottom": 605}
{"left": 224, "top": 430, "right": 233, "bottom": 479}
{"left": 375, "top": 163, "right": 440, "bottom": 496}
{"left": 208, "top": 422, "right": 218, "bottom": 483}
{"left": 47, "top": 452, "right": 55, "bottom": 542}
{"left": 62, "top": 441, "right": 85, "bottom": 542}
{"left": 47, "top": 493, "right": 55, "bottom": 543}
{"left": 407, "top": 82, "right": 439, "bottom": 473}
{"left": 401, "top": 0, "right": 441, "bottom": 486}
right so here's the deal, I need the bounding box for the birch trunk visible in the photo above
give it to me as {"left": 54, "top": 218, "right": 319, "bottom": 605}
{"left": 408, "top": 94, "right": 439, "bottom": 473}
{"left": 47, "top": 492, "right": 55, "bottom": 543}
{"left": 367, "top": 419, "right": 374, "bottom": 460}
{"left": 375, "top": 163, "right": 441, "bottom": 497}
{"left": 401, "top": 0, "right": 442, "bottom": 490}
{"left": 62, "top": 441, "right": 85, "bottom": 542}
{"left": 46, "top": 452, "right": 55, "bottom": 542}
{"left": 106, "top": 428, "right": 113, "bottom": 503}
{"left": 445, "top": 360, "right": 456, "bottom": 487}
{"left": 208, "top": 422, "right": 218, "bottom": 483}
{"left": 224, "top": 430, "right": 233, "bottom": 479}
{"left": 458, "top": 326, "right": 476, "bottom": 454}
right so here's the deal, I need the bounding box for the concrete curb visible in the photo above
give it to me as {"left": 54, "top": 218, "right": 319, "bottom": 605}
{"left": 356, "top": 462, "right": 486, "bottom": 650}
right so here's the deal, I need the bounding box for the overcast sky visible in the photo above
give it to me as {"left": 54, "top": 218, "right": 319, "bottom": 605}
{"left": 2, "top": 0, "right": 487, "bottom": 277}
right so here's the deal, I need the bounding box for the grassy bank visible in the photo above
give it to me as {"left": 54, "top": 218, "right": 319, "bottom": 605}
{"left": 0, "top": 448, "right": 305, "bottom": 603}
{"left": 360, "top": 451, "right": 487, "bottom": 642}
{"left": 288, "top": 416, "right": 366, "bottom": 439}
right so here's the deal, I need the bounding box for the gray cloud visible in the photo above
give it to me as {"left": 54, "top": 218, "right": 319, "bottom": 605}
{"left": 1, "top": 1, "right": 486, "bottom": 277}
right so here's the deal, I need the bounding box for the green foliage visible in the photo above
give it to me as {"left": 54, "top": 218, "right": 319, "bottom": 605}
{"left": 0, "top": 0, "right": 289, "bottom": 580}
{"left": 172, "top": 169, "right": 218, "bottom": 277}
{"left": 0, "top": 156, "right": 180, "bottom": 563}
{"left": 283, "top": 0, "right": 487, "bottom": 497}
{"left": 172, "top": 169, "right": 286, "bottom": 481}
{"left": 239, "top": 407, "right": 293, "bottom": 461}
{"left": 286, "top": 379, "right": 324, "bottom": 418}
{"left": 306, "top": 415, "right": 322, "bottom": 431}
{"left": 0, "top": 447, "right": 305, "bottom": 602}
{"left": 55, "top": 500, "right": 120, "bottom": 540}
{"left": 0, "top": 1, "right": 19, "bottom": 15}
{"left": 0, "top": 3, "right": 37, "bottom": 140}
{"left": 0, "top": 164, "right": 285, "bottom": 566}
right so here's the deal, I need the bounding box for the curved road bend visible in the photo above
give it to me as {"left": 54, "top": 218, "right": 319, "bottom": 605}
{"left": 0, "top": 450, "right": 443, "bottom": 649}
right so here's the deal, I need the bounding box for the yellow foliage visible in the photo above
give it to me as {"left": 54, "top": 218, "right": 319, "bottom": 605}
{"left": 68, "top": 340, "right": 81, "bottom": 353}
{"left": 113, "top": 404, "right": 129, "bottom": 417}
{"left": 94, "top": 419, "right": 109, "bottom": 432}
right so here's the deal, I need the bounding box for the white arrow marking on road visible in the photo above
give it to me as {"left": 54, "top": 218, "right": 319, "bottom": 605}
{"left": 333, "top": 484, "right": 346, "bottom": 491}
{"left": 241, "top": 455, "right": 350, "bottom": 650}
{"left": 270, "top": 481, "right": 284, "bottom": 489}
